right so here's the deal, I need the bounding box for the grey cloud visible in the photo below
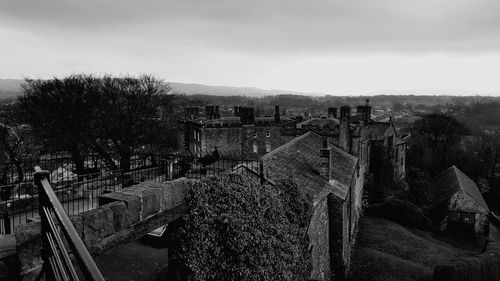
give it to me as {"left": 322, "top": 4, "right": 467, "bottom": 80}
{"left": 1, "top": 0, "right": 500, "bottom": 55}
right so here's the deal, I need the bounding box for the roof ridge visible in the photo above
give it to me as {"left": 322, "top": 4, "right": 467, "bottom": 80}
{"left": 262, "top": 131, "right": 317, "bottom": 159}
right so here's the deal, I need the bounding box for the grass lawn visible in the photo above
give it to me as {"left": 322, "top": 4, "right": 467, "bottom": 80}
{"left": 351, "top": 216, "right": 483, "bottom": 281}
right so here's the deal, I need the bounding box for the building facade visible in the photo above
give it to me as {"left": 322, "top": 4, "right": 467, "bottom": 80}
{"left": 431, "top": 165, "right": 490, "bottom": 236}
{"left": 178, "top": 105, "right": 295, "bottom": 156}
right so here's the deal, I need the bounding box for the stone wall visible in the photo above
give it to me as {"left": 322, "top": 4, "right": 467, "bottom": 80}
{"left": 308, "top": 197, "right": 330, "bottom": 281}
{"left": 328, "top": 194, "right": 348, "bottom": 281}
{"left": 307, "top": 192, "right": 354, "bottom": 281}
{"left": 241, "top": 126, "right": 295, "bottom": 156}
{"left": 201, "top": 127, "right": 242, "bottom": 152}
{"left": 447, "top": 190, "right": 489, "bottom": 235}
{"left": 15, "top": 178, "right": 195, "bottom": 281}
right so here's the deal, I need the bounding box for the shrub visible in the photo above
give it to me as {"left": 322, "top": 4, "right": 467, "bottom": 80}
{"left": 366, "top": 197, "right": 431, "bottom": 229}
{"left": 274, "top": 178, "right": 313, "bottom": 228}
{"left": 171, "top": 173, "right": 312, "bottom": 281}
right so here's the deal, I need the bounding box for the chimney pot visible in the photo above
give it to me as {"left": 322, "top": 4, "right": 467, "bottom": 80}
{"left": 320, "top": 139, "right": 331, "bottom": 179}
{"left": 274, "top": 105, "right": 281, "bottom": 123}
{"left": 339, "top": 105, "right": 352, "bottom": 153}
{"left": 328, "top": 107, "right": 337, "bottom": 118}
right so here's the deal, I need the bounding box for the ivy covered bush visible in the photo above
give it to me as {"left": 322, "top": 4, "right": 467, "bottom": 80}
{"left": 171, "top": 173, "right": 312, "bottom": 281}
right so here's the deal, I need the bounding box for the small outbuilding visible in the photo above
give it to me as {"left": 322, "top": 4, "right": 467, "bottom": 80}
{"left": 431, "top": 165, "right": 490, "bottom": 236}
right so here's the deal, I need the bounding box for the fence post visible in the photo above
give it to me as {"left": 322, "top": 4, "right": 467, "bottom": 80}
{"left": 167, "top": 156, "right": 174, "bottom": 180}
{"left": 3, "top": 210, "right": 10, "bottom": 234}
{"left": 34, "top": 169, "right": 51, "bottom": 280}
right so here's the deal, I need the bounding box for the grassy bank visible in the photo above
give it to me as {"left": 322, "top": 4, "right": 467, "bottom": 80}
{"left": 351, "top": 216, "right": 482, "bottom": 281}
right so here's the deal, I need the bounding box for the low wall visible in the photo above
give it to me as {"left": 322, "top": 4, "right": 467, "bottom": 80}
{"left": 15, "top": 178, "right": 195, "bottom": 281}
{"left": 432, "top": 240, "right": 500, "bottom": 281}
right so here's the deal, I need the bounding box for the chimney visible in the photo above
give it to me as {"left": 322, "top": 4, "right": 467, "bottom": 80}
{"left": 214, "top": 106, "right": 220, "bottom": 119}
{"left": 328, "top": 107, "right": 337, "bottom": 118}
{"left": 319, "top": 137, "right": 331, "bottom": 179}
{"left": 239, "top": 106, "right": 247, "bottom": 124}
{"left": 339, "top": 105, "right": 352, "bottom": 153}
{"left": 356, "top": 99, "right": 372, "bottom": 124}
{"left": 365, "top": 99, "right": 371, "bottom": 123}
{"left": 184, "top": 107, "right": 191, "bottom": 120}
{"left": 205, "top": 105, "right": 211, "bottom": 119}
{"left": 274, "top": 105, "right": 281, "bottom": 123}
{"left": 247, "top": 107, "right": 255, "bottom": 124}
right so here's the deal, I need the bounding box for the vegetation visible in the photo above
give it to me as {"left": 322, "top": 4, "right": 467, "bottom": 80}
{"left": 351, "top": 216, "right": 483, "bottom": 281}
{"left": 433, "top": 240, "right": 500, "bottom": 281}
{"left": 408, "top": 113, "right": 469, "bottom": 176}
{"left": 170, "top": 173, "right": 312, "bottom": 281}
{"left": 18, "top": 74, "right": 177, "bottom": 173}
{"left": 405, "top": 111, "right": 500, "bottom": 211}
{"left": 366, "top": 197, "right": 430, "bottom": 230}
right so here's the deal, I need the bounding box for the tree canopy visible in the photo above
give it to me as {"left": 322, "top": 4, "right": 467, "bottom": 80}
{"left": 18, "top": 74, "right": 176, "bottom": 172}
{"left": 171, "top": 173, "right": 312, "bottom": 281}
{"left": 408, "top": 113, "right": 469, "bottom": 176}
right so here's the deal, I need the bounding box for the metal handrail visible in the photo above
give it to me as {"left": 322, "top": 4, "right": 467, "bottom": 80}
{"left": 35, "top": 166, "right": 105, "bottom": 281}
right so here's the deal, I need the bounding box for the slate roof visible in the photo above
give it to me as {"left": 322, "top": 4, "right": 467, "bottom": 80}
{"left": 362, "top": 122, "right": 391, "bottom": 141}
{"left": 261, "top": 131, "right": 358, "bottom": 203}
{"left": 431, "top": 165, "right": 490, "bottom": 211}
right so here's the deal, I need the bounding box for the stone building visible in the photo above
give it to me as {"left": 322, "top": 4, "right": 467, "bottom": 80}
{"left": 179, "top": 101, "right": 406, "bottom": 183}
{"left": 280, "top": 101, "right": 406, "bottom": 184}
{"left": 362, "top": 121, "right": 406, "bottom": 183}
{"left": 178, "top": 105, "right": 296, "bottom": 156}
{"left": 251, "top": 130, "right": 367, "bottom": 281}
{"left": 431, "top": 165, "right": 490, "bottom": 236}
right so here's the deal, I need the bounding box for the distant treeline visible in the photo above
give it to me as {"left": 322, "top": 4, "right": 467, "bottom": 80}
{"left": 178, "top": 94, "right": 500, "bottom": 111}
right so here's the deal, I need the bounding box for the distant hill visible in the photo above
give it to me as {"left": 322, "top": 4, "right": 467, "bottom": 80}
{"left": 0, "top": 79, "right": 325, "bottom": 100}
{"left": 168, "top": 82, "right": 325, "bottom": 97}
{"left": 0, "top": 79, "right": 24, "bottom": 100}
{"left": 1, "top": 79, "right": 499, "bottom": 102}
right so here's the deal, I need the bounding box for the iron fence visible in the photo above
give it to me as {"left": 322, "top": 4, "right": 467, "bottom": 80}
{"left": 0, "top": 149, "right": 263, "bottom": 234}
{"left": 36, "top": 166, "right": 106, "bottom": 281}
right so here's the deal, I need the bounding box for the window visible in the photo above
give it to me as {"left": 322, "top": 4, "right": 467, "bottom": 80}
{"left": 253, "top": 143, "right": 258, "bottom": 153}
{"left": 266, "top": 130, "right": 270, "bottom": 137}
{"left": 253, "top": 132, "right": 257, "bottom": 139}
{"left": 266, "top": 141, "right": 271, "bottom": 152}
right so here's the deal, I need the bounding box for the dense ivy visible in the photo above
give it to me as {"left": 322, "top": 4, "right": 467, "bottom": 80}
{"left": 171, "top": 173, "right": 312, "bottom": 281}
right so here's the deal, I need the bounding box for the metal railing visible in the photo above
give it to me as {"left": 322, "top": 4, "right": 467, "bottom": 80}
{"left": 35, "top": 166, "right": 105, "bottom": 281}
{"left": 1, "top": 149, "right": 263, "bottom": 234}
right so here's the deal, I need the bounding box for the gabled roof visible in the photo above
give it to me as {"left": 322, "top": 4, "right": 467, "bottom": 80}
{"left": 432, "top": 165, "right": 489, "bottom": 211}
{"left": 261, "top": 131, "right": 358, "bottom": 203}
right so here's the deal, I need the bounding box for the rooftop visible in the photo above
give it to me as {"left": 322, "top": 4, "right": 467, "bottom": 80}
{"left": 261, "top": 131, "right": 358, "bottom": 203}
{"left": 431, "top": 165, "right": 489, "bottom": 211}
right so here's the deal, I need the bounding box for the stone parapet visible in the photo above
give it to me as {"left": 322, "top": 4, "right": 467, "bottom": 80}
{"left": 15, "top": 178, "right": 195, "bottom": 281}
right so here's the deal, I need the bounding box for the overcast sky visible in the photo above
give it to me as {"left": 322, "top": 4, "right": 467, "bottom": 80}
{"left": 1, "top": 0, "right": 500, "bottom": 95}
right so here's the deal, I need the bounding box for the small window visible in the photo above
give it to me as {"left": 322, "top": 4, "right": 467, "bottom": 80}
{"left": 253, "top": 143, "right": 258, "bottom": 153}
{"left": 266, "top": 142, "right": 271, "bottom": 152}
{"left": 266, "top": 130, "right": 270, "bottom": 138}
{"left": 253, "top": 132, "right": 257, "bottom": 139}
